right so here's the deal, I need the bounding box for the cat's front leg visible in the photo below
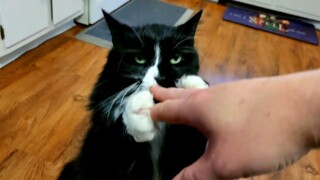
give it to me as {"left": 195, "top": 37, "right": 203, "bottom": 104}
{"left": 176, "top": 75, "right": 208, "bottom": 89}
{"left": 122, "top": 90, "right": 157, "bottom": 142}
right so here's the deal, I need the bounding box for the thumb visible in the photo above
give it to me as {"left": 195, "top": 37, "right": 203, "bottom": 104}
{"left": 173, "top": 150, "right": 218, "bottom": 180}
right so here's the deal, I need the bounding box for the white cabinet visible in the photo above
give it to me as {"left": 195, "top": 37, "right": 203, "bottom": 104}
{"left": 0, "top": 0, "right": 84, "bottom": 68}
{"left": 275, "top": 0, "right": 320, "bottom": 21}
{"left": 52, "top": 0, "right": 83, "bottom": 24}
{"left": 247, "top": 0, "right": 274, "bottom": 6}
{"left": 234, "top": 0, "right": 320, "bottom": 22}
{"left": 0, "top": 0, "right": 49, "bottom": 48}
{"left": 77, "top": 0, "right": 129, "bottom": 25}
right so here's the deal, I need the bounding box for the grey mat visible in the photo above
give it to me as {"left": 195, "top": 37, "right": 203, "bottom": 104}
{"left": 76, "top": 0, "right": 193, "bottom": 48}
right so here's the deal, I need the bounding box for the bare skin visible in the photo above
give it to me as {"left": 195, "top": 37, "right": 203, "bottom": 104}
{"left": 150, "top": 70, "right": 320, "bottom": 180}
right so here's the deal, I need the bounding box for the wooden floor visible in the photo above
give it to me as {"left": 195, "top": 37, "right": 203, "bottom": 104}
{"left": 0, "top": 0, "right": 319, "bottom": 179}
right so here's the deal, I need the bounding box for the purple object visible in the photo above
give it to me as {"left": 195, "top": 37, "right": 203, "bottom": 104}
{"left": 223, "top": 6, "right": 319, "bottom": 45}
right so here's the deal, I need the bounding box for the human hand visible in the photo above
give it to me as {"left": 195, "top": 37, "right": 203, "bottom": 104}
{"left": 150, "top": 76, "right": 318, "bottom": 179}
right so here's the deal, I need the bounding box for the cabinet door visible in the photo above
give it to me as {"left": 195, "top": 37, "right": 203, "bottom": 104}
{"left": 52, "top": 0, "right": 83, "bottom": 25}
{"left": 0, "top": 0, "right": 49, "bottom": 48}
{"left": 99, "top": 0, "right": 130, "bottom": 13}
{"left": 275, "top": 0, "right": 320, "bottom": 20}
{"left": 90, "top": 0, "right": 130, "bottom": 24}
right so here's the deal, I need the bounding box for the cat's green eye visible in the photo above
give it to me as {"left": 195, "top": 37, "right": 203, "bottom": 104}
{"left": 135, "top": 56, "right": 146, "bottom": 64}
{"left": 170, "top": 56, "right": 182, "bottom": 64}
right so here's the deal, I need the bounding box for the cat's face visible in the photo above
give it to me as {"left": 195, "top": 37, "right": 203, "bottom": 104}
{"left": 103, "top": 10, "right": 202, "bottom": 88}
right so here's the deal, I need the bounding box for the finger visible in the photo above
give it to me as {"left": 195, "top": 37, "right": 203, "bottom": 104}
{"left": 150, "top": 86, "right": 200, "bottom": 101}
{"left": 150, "top": 99, "right": 192, "bottom": 124}
{"left": 173, "top": 150, "right": 218, "bottom": 180}
{"left": 150, "top": 90, "right": 207, "bottom": 129}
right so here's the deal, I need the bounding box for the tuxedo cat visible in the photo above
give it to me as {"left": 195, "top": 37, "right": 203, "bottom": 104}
{"left": 59, "top": 10, "right": 208, "bottom": 180}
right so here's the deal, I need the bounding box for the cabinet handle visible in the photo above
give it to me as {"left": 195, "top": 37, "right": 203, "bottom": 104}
{"left": 0, "top": 25, "right": 4, "bottom": 40}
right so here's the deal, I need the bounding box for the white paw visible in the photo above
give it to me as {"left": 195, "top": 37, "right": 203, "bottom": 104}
{"left": 122, "top": 90, "right": 157, "bottom": 142}
{"left": 176, "top": 75, "right": 208, "bottom": 89}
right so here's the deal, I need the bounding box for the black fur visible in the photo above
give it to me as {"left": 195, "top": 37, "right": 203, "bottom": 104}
{"left": 59, "top": 10, "right": 207, "bottom": 180}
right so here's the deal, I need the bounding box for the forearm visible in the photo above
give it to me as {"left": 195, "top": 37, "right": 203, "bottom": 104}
{"left": 277, "top": 70, "right": 320, "bottom": 147}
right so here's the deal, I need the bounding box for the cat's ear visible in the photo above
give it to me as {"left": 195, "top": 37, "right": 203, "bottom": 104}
{"left": 102, "top": 10, "right": 141, "bottom": 48}
{"left": 177, "top": 10, "right": 203, "bottom": 37}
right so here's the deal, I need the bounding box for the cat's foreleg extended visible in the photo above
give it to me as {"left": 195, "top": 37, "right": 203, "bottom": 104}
{"left": 122, "top": 75, "right": 208, "bottom": 142}
{"left": 122, "top": 90, "right": 157, "bottom": 142}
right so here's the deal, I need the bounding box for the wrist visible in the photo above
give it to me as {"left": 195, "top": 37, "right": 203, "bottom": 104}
{"left": 289, "top": 70, "right": 320, "bottom": 148}
{"left": 264, "top": 70, "right": 320, "bottom": 149}
{"left": 302, "top": 71, "right": 320, "bottom": 148}
{"left": 307, "top": 89, "right": 320, "bottom": 148}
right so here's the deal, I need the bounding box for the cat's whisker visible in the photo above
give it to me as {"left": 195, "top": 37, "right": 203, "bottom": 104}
{"left": 141, "top": 27, "right": 147, "bottom": 37}
{"left": 123, "top": 82, "right": 140, "bottom": 101}
{"left": 105, "top": 92, "right": 127, "bottom": 120}
{"left": 92, "top": 79, "right": 110, "bottom": 89}
{"left": 173, "top": 37, "right": 194, "bottom": 49}
{"left": 90, "top": 97, "right": 115, "bottom": 117}
{"left": 173, "top": 26, "right": 191, "bottom": 44}
{"left": 90, "top": 82, "right": 141, "bottom": 123}
{"left": 117, "top": 54, "right": 125, "bottom": 72}
{"left": 126, "top": 161, "right": 136, "bottom": 174}
{"left": 131, "top": 27, "right": 144, "bottom": 47}
{"left": 118, "top": 82, "right": 140, "bottom": 109}
{"left": 177, "top": 47, "right": 197, "bottom": 53}
{"left": 105, "top": 96, "right": 120, "bottom": 120}
{"left": 97, "top": 90, "right": 124, "bottom": 120}
{"left": 134, "top": 82, "right": 143, "bottom": 93}
{"left": 104, "top": 82, "right": 139, "bottom": 120}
